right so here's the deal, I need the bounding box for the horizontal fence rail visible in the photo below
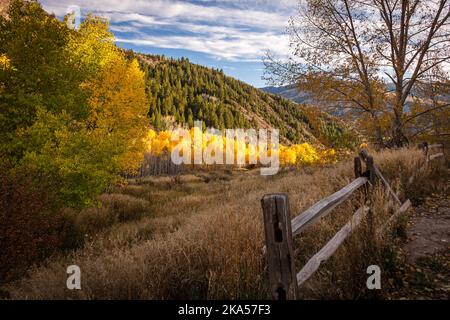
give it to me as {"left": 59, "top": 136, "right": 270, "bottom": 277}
{"left": 261, "top": 142, "right": 445, "bottom": 300}
{"left": 291, "top": 177, "right": 368, "bottom": 237}
{"left": 296, "top": 205, "right": 370, "bottom": 287}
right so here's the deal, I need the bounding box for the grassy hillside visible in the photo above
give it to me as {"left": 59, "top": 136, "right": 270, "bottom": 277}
{"left": 132, "top": 52, "right": 360, "bottom": 149}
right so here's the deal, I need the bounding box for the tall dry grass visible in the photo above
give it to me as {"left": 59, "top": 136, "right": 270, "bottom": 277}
{"left": 74, "top": 193, "right": 151, "bottom": 237}
{"left": 6, "top": 148, "right": 447, "bottom": 299}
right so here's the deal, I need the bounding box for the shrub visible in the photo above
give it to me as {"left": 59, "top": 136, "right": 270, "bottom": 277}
{"left": 0, "top": 171, "right": 81, "bottom": 285}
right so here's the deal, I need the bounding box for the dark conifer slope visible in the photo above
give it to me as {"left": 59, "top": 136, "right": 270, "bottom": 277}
{"left": 133, "top": 52, "right": 359, "bottom": 148}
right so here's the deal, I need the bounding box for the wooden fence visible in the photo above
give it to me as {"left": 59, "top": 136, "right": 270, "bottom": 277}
{"left": 261, "top": 143, "right": 445, "bottom": 300}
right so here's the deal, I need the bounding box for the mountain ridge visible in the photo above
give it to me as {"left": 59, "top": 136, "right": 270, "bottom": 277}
{"left": 261, "top": 84, "right": 315, "bottom": 105}
{"left": 132, "top": 52, "right": 360, "bottom": 149}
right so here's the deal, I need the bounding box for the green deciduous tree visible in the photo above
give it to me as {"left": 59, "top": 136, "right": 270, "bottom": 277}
{"left": 0, "top": 1, "right": 148, "bottom": 209}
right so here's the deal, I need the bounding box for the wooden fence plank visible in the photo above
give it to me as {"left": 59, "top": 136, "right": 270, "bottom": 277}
{"left": 296, "top": 206, "right": 370, "bottom": 287}
{"left": 408, "top": 154, "right": 431, "bottom": 184}
{"left": 429, "top": 144, "right": 444, "bottom": 149}
{"left": 378, "top": 200, "right": 412, "bottom": 235}
{"left": 262, "top": 143, "right": 444, "bottom": 299}
{"left": 291, "top": 177, "right": 368, "bottom": 236}
{"left": 261, "top": 194, "right": 298, "bottom": 300}
{"left": 374, "top": 166, "right": 402, "bottom": 205}
{"left": 429, "top": 152, "right": 444, "bottom": 161}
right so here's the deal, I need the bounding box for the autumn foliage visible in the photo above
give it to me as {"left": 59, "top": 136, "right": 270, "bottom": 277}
{"left": 0, "top": 1, "right": 148, "bottom": 284}
{"left": 145, "top": 129, "right": 337, "bottom": 166}
{"left": 0, "top": 2, "right": 148, "bottom": 209}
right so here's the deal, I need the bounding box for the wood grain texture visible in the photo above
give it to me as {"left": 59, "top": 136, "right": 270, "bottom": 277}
{"left": 296, "top": 206, "right": 370, "bottom": 287}
{"left": 291, "top": 177, "right": 368, "bottom": 236}
{"left": 374, "top": 166, "right": 402, "bottom": 205}
{"left": 261, "top": 194, "right": 298, "bottom": 300}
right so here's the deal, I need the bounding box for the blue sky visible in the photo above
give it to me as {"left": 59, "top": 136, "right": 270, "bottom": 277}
{"left": 40, "top": 0, "right": 297, "bottom": 88}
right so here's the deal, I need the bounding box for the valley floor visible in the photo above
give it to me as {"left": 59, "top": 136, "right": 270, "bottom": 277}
{"left": 4, "top": 148, "right": 449, "bottom": 300}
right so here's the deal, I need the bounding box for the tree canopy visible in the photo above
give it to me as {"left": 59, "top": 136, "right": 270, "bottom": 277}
{"left": 264, "top": 0, "right": 450, "bottom": 147}
{"left": 0, "top": 1, "right": 148, "bottom": 209}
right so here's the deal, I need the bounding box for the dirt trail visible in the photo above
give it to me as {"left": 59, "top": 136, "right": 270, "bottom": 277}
{"left": 404, "top": 193, "right": 450, "bottom": 263}
{"left": 393, "top": 175, "right": 450, "bottom": 299}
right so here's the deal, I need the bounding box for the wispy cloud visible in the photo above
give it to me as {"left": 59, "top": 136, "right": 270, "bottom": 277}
{"left": 116, "top": 33, "right": 290, "bottom": 62}
{"left": 40, "top": 0, "right": 294, "bottom": 61}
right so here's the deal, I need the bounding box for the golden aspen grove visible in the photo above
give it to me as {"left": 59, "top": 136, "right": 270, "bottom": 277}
{"left": 145, "top": 129, "right": 338, "bottom": 166}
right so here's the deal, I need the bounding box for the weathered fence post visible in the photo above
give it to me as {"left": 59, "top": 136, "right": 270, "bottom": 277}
{"left": 364, "top": 155, "right": 377, "bottom": 244}
{"left": 358, "top": 150, "right": 376, "bottom": 186}
{"left": 261, "top": 194, "right": 298, "bottom": 300}
{"left": 358, "top": 150, "right": 377, "bottom": 241}
{"left": 366, "top": 156, "right": 376, "bottom": 185}
{"left": 421, "top": 142, "right": 429, "bottom": 162}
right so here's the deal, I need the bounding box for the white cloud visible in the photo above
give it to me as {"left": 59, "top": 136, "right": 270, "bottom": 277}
{"left": 40, "top": 0, "right": 294, "bottom": 61}
{"left": 116, "top": 32, "right": 290, "bottom": 61}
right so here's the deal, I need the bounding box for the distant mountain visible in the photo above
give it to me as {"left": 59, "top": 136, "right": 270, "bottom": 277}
{"left": 261, "top": 84, "right": 315, "bottom": 104}
{"left": 132, "top": 52, "right": 360, "bottom": 148}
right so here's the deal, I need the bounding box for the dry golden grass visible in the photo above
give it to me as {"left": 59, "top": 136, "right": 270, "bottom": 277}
{"left": 74, "top": 194, "right": 151, "bottom": 236}
{"left": 7, "top": 148, "right": 447, "bottom": 299}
